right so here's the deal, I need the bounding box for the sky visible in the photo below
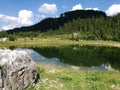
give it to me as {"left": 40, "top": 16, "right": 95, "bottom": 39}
{"left": 0, "top": 0, "right": 120, "bottom": 31}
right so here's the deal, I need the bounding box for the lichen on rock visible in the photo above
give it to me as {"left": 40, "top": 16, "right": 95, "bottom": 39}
{"left": 0, "top": 49, "right": 38, "bottom": 90}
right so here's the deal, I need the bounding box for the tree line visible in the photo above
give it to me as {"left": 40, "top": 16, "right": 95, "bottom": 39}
{"left": 0, "top": 10, "right": 120, "bottom": 41}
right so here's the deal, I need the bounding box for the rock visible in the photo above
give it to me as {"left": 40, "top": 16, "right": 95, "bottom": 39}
{"left": 0, "top": 49, "right": 38, "bottom": 90}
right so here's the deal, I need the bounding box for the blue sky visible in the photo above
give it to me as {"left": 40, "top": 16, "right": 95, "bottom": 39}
{"left": 0, "top": 0, "right": 120, "bottom": 30}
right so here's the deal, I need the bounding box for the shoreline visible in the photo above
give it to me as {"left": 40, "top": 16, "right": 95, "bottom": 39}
{"left": 0, "top": 39, "right": 120, "bottom": 48}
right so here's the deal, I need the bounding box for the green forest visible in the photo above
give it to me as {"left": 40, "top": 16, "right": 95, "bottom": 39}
{"left": 0, "top": 10, "right": 120, "bottom": 41}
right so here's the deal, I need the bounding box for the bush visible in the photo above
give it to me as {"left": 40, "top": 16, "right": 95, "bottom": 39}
{"left": 9, "top": 36, "right": 16, "bottom": 41}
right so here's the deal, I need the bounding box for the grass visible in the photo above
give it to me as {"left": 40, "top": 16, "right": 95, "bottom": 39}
{"left": 26, "top": 64, "right": 120, "bottom": 90}
{"left": 0, "top": 38, "right": 120, "bottom": 48}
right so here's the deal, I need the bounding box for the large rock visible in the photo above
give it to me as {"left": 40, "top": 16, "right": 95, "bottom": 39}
{"left": 0, "top": 49, "right": 38, "bottom": 90}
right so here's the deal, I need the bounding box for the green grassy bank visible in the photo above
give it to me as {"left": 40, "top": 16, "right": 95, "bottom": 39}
{"left": 26, "top": 65, "right": 120, "bottom": 90}
{"left": 0, "top": 38, "right": 120, "bottom": 48}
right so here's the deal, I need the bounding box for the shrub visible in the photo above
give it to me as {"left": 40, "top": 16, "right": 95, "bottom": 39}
{"left": 9, "top": 36, "right": 16, "bottom": 41}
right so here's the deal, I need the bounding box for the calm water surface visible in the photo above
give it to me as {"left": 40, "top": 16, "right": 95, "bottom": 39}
{"left": 10, "top": 45, "right": 120, "bottom": 71}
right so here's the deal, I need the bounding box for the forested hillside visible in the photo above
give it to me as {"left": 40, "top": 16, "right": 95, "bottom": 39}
{"left": 0, "top": 10, "right": 120, "bottom": 41}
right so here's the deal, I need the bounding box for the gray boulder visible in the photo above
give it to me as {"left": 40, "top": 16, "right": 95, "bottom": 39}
{"left": 0, "top": 49, "right": 38, "bottom": 90}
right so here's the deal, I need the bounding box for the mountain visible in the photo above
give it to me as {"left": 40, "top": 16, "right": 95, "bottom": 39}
{"left": 7, "top": 10, "right": 106, "bottom": 34}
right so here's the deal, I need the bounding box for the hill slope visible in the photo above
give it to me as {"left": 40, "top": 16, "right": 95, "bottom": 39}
{"left": 7, "top": 10, "right": 106, "bottom": 33}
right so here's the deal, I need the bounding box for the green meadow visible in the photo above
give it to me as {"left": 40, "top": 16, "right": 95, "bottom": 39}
{"left": 26, "top": 65, "right": 120, "bottom": 90}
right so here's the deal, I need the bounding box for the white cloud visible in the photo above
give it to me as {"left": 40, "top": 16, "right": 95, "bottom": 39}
{"left": 72, "top": 4, "right": 99, "bottom": 11}
{"left": 37, "top": 14, "right": 46, "bottom": 18}
{"left": 85, "top": 8, "right": 98, "bottom": 11}
{"left": 39, "top": 3, "right": 57, "bottom": 14}
{"left": 0, "top": 9, "right": 33, "bottom": 30}
{"left": 93, "top": 8, "right": 99, "bottom": 11}
{"left": 18, "top": 10, "right": 33, "bottom": 25}
{"left": 105, "top": 4, "right": 120, "bottom": 16}
{"left": 72, "top": 4, "right": 83, "bottom": 11}
{"left": 0, "top": 14, "right": 17, "bottom": 24}
{"left": 2, "top": 25, "right": 16, "bottom": 30}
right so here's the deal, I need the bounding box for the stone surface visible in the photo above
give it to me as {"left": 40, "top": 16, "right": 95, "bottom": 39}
{"left": 0, "top": 49, "right": 38, "bottom": 90}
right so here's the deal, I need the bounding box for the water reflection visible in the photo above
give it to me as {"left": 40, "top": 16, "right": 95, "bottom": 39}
{"left": 31, "top": 45, "right": 120, "bottom": 71}
{"left": 9, "top": 45, "right": 120, "bottom": 71}
{"left": 15, "top": 48, "right": 67, "bottom": 67}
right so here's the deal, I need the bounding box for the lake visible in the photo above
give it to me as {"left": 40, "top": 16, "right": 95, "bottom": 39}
{"left": 9, "top": 45, "right": 120, "bottom": 71}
